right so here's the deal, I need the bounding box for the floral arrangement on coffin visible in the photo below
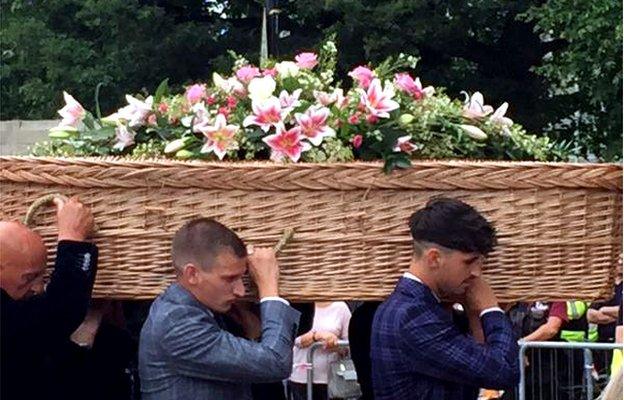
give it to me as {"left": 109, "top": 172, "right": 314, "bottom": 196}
{"left": 34, "top": 39, "right": 568, "bottom": 172}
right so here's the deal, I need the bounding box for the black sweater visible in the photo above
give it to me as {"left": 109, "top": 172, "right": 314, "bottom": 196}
{"left": 1, "top": 240, "right": 98, "bottom": 400}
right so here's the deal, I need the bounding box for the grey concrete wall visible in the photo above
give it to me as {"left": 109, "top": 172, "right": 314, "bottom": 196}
{"left": 0, "top": 120, "right": 59, "bottom": 155}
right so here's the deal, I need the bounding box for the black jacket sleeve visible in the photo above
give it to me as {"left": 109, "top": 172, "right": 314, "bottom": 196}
{"left": 291, "top": 302, "right": 314, "bottom": 335}
{"left": 9, "top": 240, "right": 98, "bottom": 344}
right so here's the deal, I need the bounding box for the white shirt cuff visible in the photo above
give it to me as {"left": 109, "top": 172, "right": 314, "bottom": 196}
{"left": 480, "top": 307, "right": 504, "bottom": 318}
{"left": 260, "top": 296, "right": 290, "bottom": 306}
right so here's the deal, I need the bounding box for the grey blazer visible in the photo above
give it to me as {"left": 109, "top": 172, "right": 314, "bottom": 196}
{"left": 139, "top": 283, "right": 300, "bottom": 399}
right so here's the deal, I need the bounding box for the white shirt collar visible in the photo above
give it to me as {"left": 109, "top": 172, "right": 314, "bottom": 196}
{"left": 402, "top": 272, "right": 441, "bottom": 302}
{"left": 403, "top": 272, "right": 423, "bottom": 284}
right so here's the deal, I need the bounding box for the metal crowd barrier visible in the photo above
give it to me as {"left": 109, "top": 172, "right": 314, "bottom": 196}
{"left": 305, "top": 340, "right": 350, "bottom": 400}
{"left": 300, "top": 339, "right": 622, "bottom": 400}
{"left": 516, "top": 341, "right": 623, "bottom": 400}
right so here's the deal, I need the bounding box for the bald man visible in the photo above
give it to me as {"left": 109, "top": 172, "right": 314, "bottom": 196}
{"left": 0, "top": 197, "right": 98, "bottom": 400}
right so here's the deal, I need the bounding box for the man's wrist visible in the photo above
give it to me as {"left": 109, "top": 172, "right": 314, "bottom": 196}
{"left": 258, "top": 285, "right": 279, "bottom": 299}
{"left": 58, "top": 233, "right": 87, "bottom": 242}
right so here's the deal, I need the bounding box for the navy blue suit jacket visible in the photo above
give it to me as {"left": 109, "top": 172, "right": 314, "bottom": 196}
{"left": 371, "top": 277, "right": 519, "bottom": 400}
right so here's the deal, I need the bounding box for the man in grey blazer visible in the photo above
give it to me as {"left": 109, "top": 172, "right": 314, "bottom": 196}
{"left": 139, "top": 218, "right": 300, "bottom": 399}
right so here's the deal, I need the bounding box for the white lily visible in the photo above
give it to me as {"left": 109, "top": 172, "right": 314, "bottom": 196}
{"left": 462, "top": 92, "right": 493, "bottom": 120}
{"left": 248, "top": 75, "right": 276, "bottom": 102}
{"left": 213, "top": 72, "right": 229, "bottom": 92}
{"left": 213, "top": 73, "right": 245, "bottom": 95}
{"left": 279, "top": 89, "right": 302, "bottom": 112}
{"left": 57, "top": 92, "right": 86, "bottom": 127}
{"left": 117, "top": 95, "right": 154, "bottom": 128}
{"left": 393, "top": 135, "right": 420, "bottom": 153}
{"left": 191, "top": 102, "right": 211, "bottom": 133}
{"left": 113, "top": 123, "right": 136, "bottom": 150}
{"left": 489, "top": 102, "right": 513, "bottom": 136}
{"left": 275, "top": 61, "right": 300, "bottom": 79}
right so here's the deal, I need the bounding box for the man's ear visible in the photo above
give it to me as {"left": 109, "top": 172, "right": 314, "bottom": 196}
{"left": 423, "top": 247, "right": 442, "bottom": 270}
{"left": 183, "top": 263, "right": 199, "bottom": 285}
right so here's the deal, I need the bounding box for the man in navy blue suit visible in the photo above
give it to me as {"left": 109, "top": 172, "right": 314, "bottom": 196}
{"left": 371, "top": 197, "right": 519, "bottom": 400}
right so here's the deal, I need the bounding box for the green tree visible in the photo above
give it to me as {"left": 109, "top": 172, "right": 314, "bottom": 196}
{"left": 274, "top": 1, "right": 559, "bottom": 133}
{"left": 523, "top": 0, "right": 622, "bottom": 160}
{"left": 1, "top": 0, "right": 226, "bottom": 118}
{"left": 277, "top": 0, "right": 621, "bottom": 160}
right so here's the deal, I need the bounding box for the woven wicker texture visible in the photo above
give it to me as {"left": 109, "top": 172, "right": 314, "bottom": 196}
{"left": 1, "top": 156, "right": 621, "bottom": 301}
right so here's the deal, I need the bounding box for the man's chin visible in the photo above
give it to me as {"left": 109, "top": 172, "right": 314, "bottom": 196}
{"left": 218, "top": 302, "right": 234, "bottom": 313}
{"left": 17, "top": 291, "right": 34, "bottom": 300}
{"left": 439, "top": 287, "right": 467, "bottom": 303}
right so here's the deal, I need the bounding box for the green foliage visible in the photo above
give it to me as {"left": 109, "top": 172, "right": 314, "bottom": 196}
{"left": 130, "top": 139, "right": 166, "bottom": 159}
{"left": 522, "top": 0, "right": 622, "bottom": 160}
{"left": 1, "top": 0, "right": 224, "bottom": 119}
{"left": 279, "top": 0, "right": 621, "bottom": 160}
{"left": 303, "top": 137, "right": 355, "bottom": 163}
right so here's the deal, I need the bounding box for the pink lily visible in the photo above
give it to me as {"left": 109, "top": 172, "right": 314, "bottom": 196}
{"left": 113, "top": 123, "right": 136, "bottom": 151}
{"left": 348, "top": 66, "right": 375, "bottom": 89}
{"left": 242, "top": 97, "right": 288, "bottom": 132}
{"left": 235, "top": 65, "right": 261, "bottom": 83}
{"left": 295, "top": 52, "right": 318, "bottom": 69}
{"left": 393, "top": 135, "right": 420, "bottom": 153}
{"left": 394, "top": 73, "right": 435, "bottom": 100}
{"left": 199, "top": 114, "right": 239, "bottom": 160}
{"left": 185, "top": 84, "right": 206, "bottom": 105}
{"left": 462, "top": 92, "right": 493, "bottom": 119}
{"left": 358, "top": 79, "right": 400, "bottom": 118}
{"left": 294, "top": 106, "right": 336, "bottom": 146}
{"left": 58, "top": 92, "right": 86, "bottom": 127}
{"left": 262, "top": 125, "right": 311, "bottom": 163}
{"left": 279, "top": 89, "right": 302, "bottom": 112}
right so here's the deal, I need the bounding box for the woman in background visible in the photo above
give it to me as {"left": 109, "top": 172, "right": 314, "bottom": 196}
{"left": 289, "top": 301, "right": 351, "bottom": 400}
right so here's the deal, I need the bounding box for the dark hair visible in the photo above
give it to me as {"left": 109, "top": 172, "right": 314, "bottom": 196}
{"left": 171, "top": 218, "right": 246, "bottom": 272}
{"left": 408, "top": 197, "right": 496, "bottom": 256}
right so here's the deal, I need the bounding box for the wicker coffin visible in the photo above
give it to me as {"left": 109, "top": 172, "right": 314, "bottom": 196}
{"left": 0, "top": 156, "right": 621, "bottom": 301}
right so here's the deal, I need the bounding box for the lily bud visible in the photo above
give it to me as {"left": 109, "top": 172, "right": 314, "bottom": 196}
{"left": 175, "top": 149, "right": 194, "bottom": 159}
{"left": 164, "top": 137, "right": 191, "bottom": 154}
{"left": 48, "top": 126, "right": 78, "bottom": 139}
{"left": 459, "top": 124, "right": 488, "bottom": 141}
{"left": 399, "top": 114, "right": 415, "bottom": 126}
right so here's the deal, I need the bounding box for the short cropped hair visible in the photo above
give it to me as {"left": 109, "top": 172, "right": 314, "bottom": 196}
{"left": 171, "top": 218, "right": 246, "bottom": 272}
{"left": 408, "top": 197, "right": 496, "bottom": 256}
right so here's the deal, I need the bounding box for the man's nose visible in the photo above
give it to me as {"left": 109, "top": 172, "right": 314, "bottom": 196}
{"left": 233, "top": 278, "right": 245, "bottom": 297}
{"left": 470, "top": 263, "right": 482, "bottom": 278}
{"left": 30, "top": 277, "right": 45, "bottom": 296}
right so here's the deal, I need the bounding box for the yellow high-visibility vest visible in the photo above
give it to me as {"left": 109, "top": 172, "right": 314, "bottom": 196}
{"left": 560, "top": 301, "right": 590, "bottom": 342}
{"left": 611, "top": 349, "right": 622, "bottom": 376}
